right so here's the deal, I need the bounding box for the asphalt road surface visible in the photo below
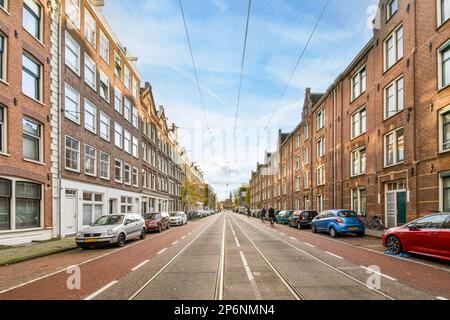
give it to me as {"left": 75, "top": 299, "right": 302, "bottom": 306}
{"left": 0, "top": 211, "right": 449, "bottom": 300}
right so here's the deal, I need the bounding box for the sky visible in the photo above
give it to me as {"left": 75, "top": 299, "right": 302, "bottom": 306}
{"left": 102, "top": 0, "right": 378, "bottom": 200}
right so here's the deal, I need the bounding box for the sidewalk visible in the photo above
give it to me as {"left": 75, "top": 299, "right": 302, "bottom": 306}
{"left": 364, "top": 229, "right": 384, "bottom": 239}
{"left": 0, "top": 237, "right": 78, "bottom": 266}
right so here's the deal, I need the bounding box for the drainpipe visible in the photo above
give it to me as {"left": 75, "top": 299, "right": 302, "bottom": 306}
{"left": 413, "top": 0, "right": 419, "bottom": 219}
{"left": 333, "top": 85, "right": 337, "bottom": 208}
{"left": 56, "top": 0, "right": 63, "bottom": 239}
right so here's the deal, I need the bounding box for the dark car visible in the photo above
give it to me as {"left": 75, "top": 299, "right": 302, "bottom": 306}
{"left": 382, "top": 213, "right": 450, "bottom": 261}
{"left": 289, "top": 210, "right": 319, "bottom": 229}
{"left": 143, "top": 212, "right": 170, "bottom": 233}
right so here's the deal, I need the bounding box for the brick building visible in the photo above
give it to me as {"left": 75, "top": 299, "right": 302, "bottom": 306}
{"left": 249, "top": 0, "right": 450, "bottom": 228}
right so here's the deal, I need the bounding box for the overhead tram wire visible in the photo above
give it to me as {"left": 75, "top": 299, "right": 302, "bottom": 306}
{"left": 264, "top": 0, "right": 331, "bottom": 130}
{"left": 233, "top": 0, "right": 252, "bottom": 137}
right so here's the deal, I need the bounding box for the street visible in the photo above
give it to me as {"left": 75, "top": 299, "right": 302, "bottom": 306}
{"left": 0, "top": 211, "right": 449, "bottom": 300}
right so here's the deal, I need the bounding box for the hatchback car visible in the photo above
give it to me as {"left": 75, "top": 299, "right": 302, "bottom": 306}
{"left": 170, "top": 212, "right": 188, "bottom": 226}
{"left": 311, "top": 210, "right": 365, "bottom": 238}
{"left": 144, "top": 212, "right": 170, "bottom": 233}
{"left": 76, "top": 214, "right": 146, "bottom": 249}
{"left": 289, "top": 211, "right": 319, "bottom": 229}
{"left": 275, "top": 210, "right": 294, "bottom": 224}
{"left": 382, "top": 213, "right": 450, "bottom": 261}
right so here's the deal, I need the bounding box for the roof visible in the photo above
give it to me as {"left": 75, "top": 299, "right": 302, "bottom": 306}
{"left": 311, "top": 93, "right": 325, "bottom": 106}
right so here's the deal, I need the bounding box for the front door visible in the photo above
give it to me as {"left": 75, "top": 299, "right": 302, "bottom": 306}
{"left": 386, "top": 193, "right": 397, "bottom": 229}
{"left": 65, "top": 192, "right": 77, "bottom": 236}
{"left": 396, "top": 192, "right": 407, "bottom": 226}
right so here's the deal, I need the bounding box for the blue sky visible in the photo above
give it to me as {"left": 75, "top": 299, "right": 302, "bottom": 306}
{"left": 102, "top": 0, "right": 378, "bottom": 200}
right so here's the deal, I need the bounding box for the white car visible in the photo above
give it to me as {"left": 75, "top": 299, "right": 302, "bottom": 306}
{"left": 75, "top": 214, "right": 146, "bottom": 249}
{"left": 169, "top": 212, "right": 188, "bottom": 226}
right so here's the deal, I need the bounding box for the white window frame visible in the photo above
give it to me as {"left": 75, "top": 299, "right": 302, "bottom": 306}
{"left": 351, "top": 146, "right": 366, "bottom": 177}
{"left": 100, "top": 151, "right": 110, "bottom": 180}
{"left": 114, "top": 158, "right": 123, "bottom": 183}
{"left": 99, "top": 29, "right": 109, "bottom": 65}
{"left": 132, "top": 136, "right": 139, "bottom": 158}
{"left": 384, "top": 127, "right": 405, "bottom": 167}
{"left": 351, "top": 187, "right": 367, "bottom": 216}
{"left": 351, "top": 106, "right": 367, "bottom": 139}
{"left": 438, "top": 40, "right": 450, "bottom": 90}
{"left": 132, "top": 107, "right": 139, "bottom": 129}
{"left": 351, "top": 65, "right": 366, "bottom": 101}
{"left": 64, "top": 32, "right": 80, "bottom": 75}
{"left": 65, "top": 135, "right": 80, "bottom": 172}
{"left": 99, "top": 71, "right": 110, "bottom": 103}
{"left": 114, "top": 87, "right": 122, "bottom": 114}
{"left": 64, "top": 84, "right": 80, "bottom": 124}
{"left": 124, "top": 66, "right": 131, "bottom": 90}
{"left": 123, "top": 97, "right": 131, "bottom": 122}
{"left": 0, "top": 0, "right": 8, "bottom": 12}
{"left": 23, "top": 0, "right": 43, "bottom": 41}
{"left": 0, "top": 106, "right": 6, "bottom": 154}
{"left": 114, "top": 52, "right": 123, "bottom": 79}
{"left": 384, "top": 76, "right": 404, "bottom": 119}
{"left": 65, "top": 0, "right": 80, "bottom": 29}
{"left": 114, "top": 122, "right": 123, "bottom": 149}
{"left": 316, "top": 137, "right": 325, "bottom": 159}
{"left": 304, "top": 122, "right": 310, "bottom": 140}
{"left": 22, "top": 52, "right": 42, "bottom": 102}
{"left": 84, "top": 145, "right": 97, "bottom": 177}
{"left": 304, "top": 171, "right": 310, "bottom": 189}
{"left": 384, "top": 24, "right": 404, "bottom": 71}
{"left": 303, "top": 146, "right": 310, "bottom": 165}
{"left": 316, "top": 108, "right": 325, "bottom": 131}
{"left": 438, "top": 0, "right": 450, "bottom": 27}
{"left": 84, "top": 99, "right": 97, "bottom": 134}
{"left": 124, "top": 163, "right": 131, "bottom": 186}
{"left": 84, "top": 53, "right": 97, "bottom": 91}
{"left": 132, "top": 77, "right": 138, "bottom": 99}
{"left": 84, "top": 8, "right": 96, "bottom": 48}
{"left": 99, "top": 111, "right": 110, "bottom": 141}
{"left": 0, "top": 32, "right": 7, "bottom": 82}
{"left": 439, "top": 105, "right": 450, "bottom": 153}
{"left": 317, "top": 193, "right": 324, "bottom": 212}
{"left": 132, "top": 167, "right": 139, "bottom": 187}
{"left": 316, "top": 165, "right": 325, "bottom": 186}
{"left": 386, "top": 0, "right": 398, "bottom": 20}
{"left": 22, "top": 117, "right": 42, "bottom": 163}
{"left": 124, "top": 130, "right": 131, "bottom": 154}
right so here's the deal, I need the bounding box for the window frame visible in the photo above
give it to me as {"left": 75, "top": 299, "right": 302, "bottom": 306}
{"left": 22, "top": 52, "right": 42, "bottom": 102}
{"left": 99, "top": 151, "right": 110, "bottom": 180}
{"left": 99, "top": 111, "right": 110, "bottom": 142}
{"left": 351, "top": 65, "right": 366, "bottom": 101}
{"left": 84, "top": 53, "right": 97, "bottom": 91}
{"left": 384, "top": 127, "right": 405, "bottom": 167}
{"left": 0, "top": 33, "right": 7, "bottom": 82}
{"left": 438, "top": 0, "right": 450, "bottom": 27}
{"left": 99, "top": 71, "right": 110, "bottom": 103}
{"left": 316, "top": 164, "right": 325, "bottom": 186}
{"left": 351, "top": 187, "right": 367, "bottom": 216}
{"left": 386, "top": 0, "right": 398, "bottom": 21}
{"left": 22, "top": 117, "right": 42, "bottom": 163}
{"left": 316, "top": 108, "right": 326, "bottom": 131}
{"left": 351, "top": 146, "right": 367, "bottom": 177}
{"left": 0, "top": 106, "right": 6, "bottom": 154}
{"left": 84, "top": 144, "right": 97, "bottom": 177}
{"left": 65, "top": 0, "right": 81, "bottom": 29}
{"left": 384, "top": 24, "right": 404, "bottom": 71}
{"left": 84, "top": 7, "right": 97, "bottom": 48}
{"left": 439, "top": 105, "right": 450, "bottom": 153}
{"left": 65, "top": 135, "right": 80, "bottom": 172}
{"left": 84, "top": 99, "right": 97, "bottom": 134}
{"left": 64, "top": 31, "right": 81, "bottom": 75}
{"left": 99, "top": 29, "right": 109, "bottom": 65}
{"left": 316, "top": 136, "right": 325, "bottom": 159}
{"left": 384, "top": 76, "right": 404, "bottom": 119}
{"left": 64, "top": 83, "right": 80, "bottom": 124}
{"left": 114, "top": 122, "right": 123, "bottom": 149}
{"left": 438, "top": 40, "right": 450, "bottom": 90}
{"left": 351, "top": 106, "right": 367, "bottom": 139}
{"left": 23, "top": 0, "right": 43, "bottom": 42}
{"left": 114, "top": 158, "right": 123, "bottom": 183}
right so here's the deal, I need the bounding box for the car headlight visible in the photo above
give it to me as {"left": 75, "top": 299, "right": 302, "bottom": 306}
{"left": 107, "top": 229, "right": 115, "bottom": 236}
{"left": 76, "top": 231, "right": 83, "bottom": 238}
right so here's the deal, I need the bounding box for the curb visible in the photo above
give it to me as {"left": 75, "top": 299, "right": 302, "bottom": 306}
{"left": 0, "top": 246, "right": 79, "bottom": 267}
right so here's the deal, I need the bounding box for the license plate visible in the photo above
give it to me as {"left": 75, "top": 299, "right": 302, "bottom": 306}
{"left": 349, "top": 227, "right": 359, "bottom": 231}
{"left": 85, "top": 239, "right": 98, "bottom": 243}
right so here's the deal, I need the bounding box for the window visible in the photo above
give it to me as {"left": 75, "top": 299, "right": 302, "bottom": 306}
{"left": 123, "top": 98, "right": 131, "bottom": 122}
{"left": 304, "top": 171, "right": 310, "bottom": 189}
{"left": 82, "top": 192, "right": 103, "bottom": 226}
{"left": 84, "top": 54, "right": 97, "bottom": 90}
{"left": 114, "top": 123, "right": 123, "bottom": 149}
{"left": 132, "top": 167, "right": 139, "bottom": 187}
{"left": 22, "top": 53, "right": 41, "bottom": 101}
{"left": 114, "top": 52, "right": 122, "bottom": 79}
{"left": 352, "top": 188, "right": 366, "bottom": 216}
{"left": 317, "top": 109, "right": 325, "bottom": 130}
{"left": 385, "top": 25, "right": 403, "bottom": 70}
{"left": 304, "top": 122, "right": 310, "bottom": 140}
{"left": 23, "top": 118, "right": 41, "bottom": 162}
{"left": 99, "top": 71, "right": 110, "bottom": 102}
{"left": 0, "top": 178, "right": 11, "bottom": 230}
{"left": 64, "top": 84, "right": 80, "bottom": 123}
{"left": 64, "top": 32, "right": 80, "bottom": 75}
{"left": 414, "top": 214, "right": 448, "bottom": 229}
{"left": 0, "top": 0, "right": 7, "bottom": 11}
{"left": 84, "top": 145, "right": 97, "bottom": 176}
{"left": 317, "top": 194, "right": 324, "bottom": 212}
{"left": 114, "top": 87, "right": 122, "bottom": 114}
{"left": 132, "top": 136, "right": 139, "bottom": 158}
{"left": 317, "top": 165, "right": 325, "bottom": 186}
{"left": 295, "top": 134, "right": 300, "bottom": 149}
{"left": 121, "top": 196, "right": 133, "bottom": 214}
{"left": 438, "top": 41, "right": 450, "bottom": 89}
{"left": 295, "top": 176, "right": 300, "bottom": 192}
{"left": 132, "top": 107, "right": 139, "bottom": 128}
{"left": 351, "top": 66, "right": 366, "bottom": 100}
{"left": 304, "top": 147, "right": 310, "bottom": 165}
{"left": 124, "top": 67, "right": 131, "bottom": 90}
{"left": 317, "top": 137, "right": 325, "bottom": 158}
{"left": 99, "top": 30, "right": 109, "bottom": 64}
{"left": 65, "top": 0, "right": 80, "bottom": 28}
{"left": 387, "top": 0, "right": 398, "bottom": 20}
{"left": 15, "top": 181, "right": 41, "bottom": 229}
{"left": 351, "top": 147, "right": 366, "bottom": 176}
{"left": 65, "top": 136, "right": 80, "bottom": 171}
{"left": 0, "top": 106, "right": 5, "bottom": 153}
{"left": 385, "top": 128, "right": 404, "bottom": 167}
{"left": 295, "top": 155, "right": 300, "bottom": 170}
{"left": 439, "top": 0, "right": 450, "bottom": 26}
{"left": 124, "top": 130, "right": 131, "bottom": 154}
{"left": 23, "top": 0, "right": 42, "bottom": 40}
{"left": 132, "top": 77, "right": 138, "bottom": 99}
{"left": 0, "top": 33, "right": 6, "bottom": 81}
{"left": 115, "top": 159, "right": 123, "bottom": 183}
{"left": 351, "top": 107, "right": 367, "bottom": 138}
{"left": 439, "top": 106, "right": 450, "bottom": 152}
{"left": 100, "top": 152, "right": 110, "bottom": 180}
{"left": 124, "top": 163, "right": 131, "bottom": 185}
{"left": 84, "top": 8, "right": 96, "bottom": 48}
{"left": 385, "top": 77, "right": 404, "bottom": 118}
{"left": 84, "top": 99, "right": 97, "bottom": 134}
{"left": 99, "top": 112, "right": 110, "bottom": 141}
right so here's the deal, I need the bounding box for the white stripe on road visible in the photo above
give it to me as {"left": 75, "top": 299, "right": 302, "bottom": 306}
{"left": 289, "top": 236, "right": 296, "bottom": 240}
{"left": 228, "top": 219, "right": 241, "bottom": 248}
{"left": 436, "top": 296, "right": 448, "bottom": 300}
{"left": 131, "top": 260, "right": 149, "bottom": 271}
{"left": 360, "top": 266, "right": 397, "bottom": 281}
{"left": 172, "top": 241, "right": 179, "bottom": 246}
{"left": 239, "top": 251, "right": 263, "bottom": 300}
{"left": 181, "top": 236, "right": 186, "bottom": 239}
{"left": 84, "top": 281, "right": 118, "bottom": 300}
{"left": 325, "top": 251, "right": 343, "bottom": 260}
{"left": 157, "top": 248, "right": 168, "bottom": 255}
{"left": 304, "top": 242, "right": 315, "bottom": 248}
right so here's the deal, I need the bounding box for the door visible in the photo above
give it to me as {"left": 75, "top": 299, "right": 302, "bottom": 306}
{"left": 386, "top": 192, "right": 397, "bottom": 229}
{"left": 396, "top": 192, "right": 407, "bottom": 226}
{"left": 65, "top": 193, "right": 77, "bottom": 236}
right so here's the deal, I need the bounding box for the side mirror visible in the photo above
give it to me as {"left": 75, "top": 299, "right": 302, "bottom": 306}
{"left": 408, "top": 224, "right": 418, "bottom": 231}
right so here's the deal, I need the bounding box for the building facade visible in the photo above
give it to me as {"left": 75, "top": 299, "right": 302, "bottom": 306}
{"left": 249, "top": 0, "right": 450, "bottom": 228}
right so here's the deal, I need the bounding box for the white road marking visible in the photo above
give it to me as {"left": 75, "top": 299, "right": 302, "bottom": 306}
{"left": 216, "top": 216, "right": 226, "bottom": 300}
{"left": 360, "top": 266, "right": 397, "bottom": 281}
{"left": 181, "top": 236, "right": 186, "bottom": 239}
{"left": 240, "top": 251, "right": 254, "bottom": 281}
{"left": 228, "top": 219, "right": 241, "bottom": 248}
{"left": 436, "top": 296, "right": 448, "bottom": 300}
{"left": 172, "top": 241, "right": 179, "bottom": 246}
{"left": 304, "top": 242, "right": 315, "bottom": 248}
{"left": 325, "top": 251, "right": 344, "bottom": 260}
{"left": 280, "top": 233, "right": 286, "bottom": 236}
{"left": 84, "top": 281, "right": 118, "bottom": 300}
{"left": 131, "top": 260, "right": 149, "bottom": 271}
{"left": 157, "top": 248, "right": 168, "bottom": 255}
{"left": 289, "top": 236, "right": 296, "bottom": 240}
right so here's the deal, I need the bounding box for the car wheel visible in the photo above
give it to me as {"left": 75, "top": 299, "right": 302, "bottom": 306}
{"left": 79, "top": 245, "right": 90, "bottom": 250}
{"left": 166, "top": 223, "right": 170, "bottom": 230}
{"left": 386, "top": 235, "right": 402, "bottom": 254}
{"left": 311, "top": 224, "right": 317, "bottom": 233}
{"left": 140, "top": 228, "right": 146, "bottom": 240}
{"left": 117, "top": 233, "right": 126, "bottom": 247}
{"left": 329, "top": 227, "right": 338, "bottom": 238}
{"left": 158, "top": 225, "right": 162, "bottom": 233}
{"left": 297, "top": 222, "right": 302, "bottom": 230}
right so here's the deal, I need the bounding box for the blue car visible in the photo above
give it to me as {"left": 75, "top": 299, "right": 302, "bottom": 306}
{"left": 311, "top": 210, "right": 365, "bottom": 238}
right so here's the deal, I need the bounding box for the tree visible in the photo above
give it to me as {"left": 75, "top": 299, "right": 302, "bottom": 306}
{"left": 181, "top": 180, "right": 202, "bottom": 211}
{"left": 245, "top": 188, "right": 250, "bottom": 207}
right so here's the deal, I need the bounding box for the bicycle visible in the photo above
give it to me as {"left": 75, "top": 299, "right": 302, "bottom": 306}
{"left": 362, "top": 214, "right": 384, "bottom": 231}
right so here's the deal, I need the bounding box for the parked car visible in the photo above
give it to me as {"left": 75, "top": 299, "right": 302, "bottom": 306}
{"left": 275, "top": 210, "right": 294, "bottom": 224}
{"left": 76, "top": 214, "right": 146, "bottom": 249}
{"left": 170, "top": 212, "right": 188, "bottom": 226}
{"left": 382, "top": 213, "right": 450, "bottom": 261}
{"left": 289, "top": 210, "right": 319, "bottom": 229}
{"left": 143, "top": 212, "right": 170, "bottom": 233}
{"left": 311, "top": 210, "right": 365, "bottom": 238}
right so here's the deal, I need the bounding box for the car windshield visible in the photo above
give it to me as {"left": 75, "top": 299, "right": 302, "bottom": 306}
{"left": 144, "top": 213, "right": 159, "bottom": 220}
{"left": 93, "top": 215, "right": 124, "bottom": 226}
{"left": 170, "top": 212, "right": 182, "bottom": 217}
{"left": 338, "top": 211, "right": 358, "bottom": 218}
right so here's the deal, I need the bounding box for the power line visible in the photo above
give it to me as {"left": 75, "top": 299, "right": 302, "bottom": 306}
{"left": 264, "top": 0, "right": 331, "bottom": 130}
{"left": 178, "top": 0, "right": 211, "bottom": 133}
{"left": 233, "top": 0, "right": 253, "bottom": 136}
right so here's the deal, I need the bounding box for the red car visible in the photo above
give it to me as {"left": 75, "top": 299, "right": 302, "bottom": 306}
{"left": 143, "top": 212, "right": 170, "bottom": 233}
{"left": 382, "top": 213, "right": 450, "bottom": 261}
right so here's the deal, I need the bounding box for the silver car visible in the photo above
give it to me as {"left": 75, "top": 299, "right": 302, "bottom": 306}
{"left": 169, "top": 212, "right": 188, "bottom": 226}
{"left": 75, "top": 214, "right": 146, "bottom": 249}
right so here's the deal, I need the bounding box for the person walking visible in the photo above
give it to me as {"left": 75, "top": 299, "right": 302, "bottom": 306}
{"left": 268, "top": 207, "right": 275, "bottom": 226}
{"left": 247, "top": 207, "right": 251, "bottom": 218}
{"left": 260, "top": 208, "right": 267, "bottom": 223}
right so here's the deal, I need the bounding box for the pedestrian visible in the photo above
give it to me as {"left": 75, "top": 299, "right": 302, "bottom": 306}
{"left": 268, "top": 207, "right": 275, "bottom": 225}
{"left": 260, "top": 208, "right": 267, "bottom": 223}
{"left": 247, "top": 207, "right": 251, "bottom": 218}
